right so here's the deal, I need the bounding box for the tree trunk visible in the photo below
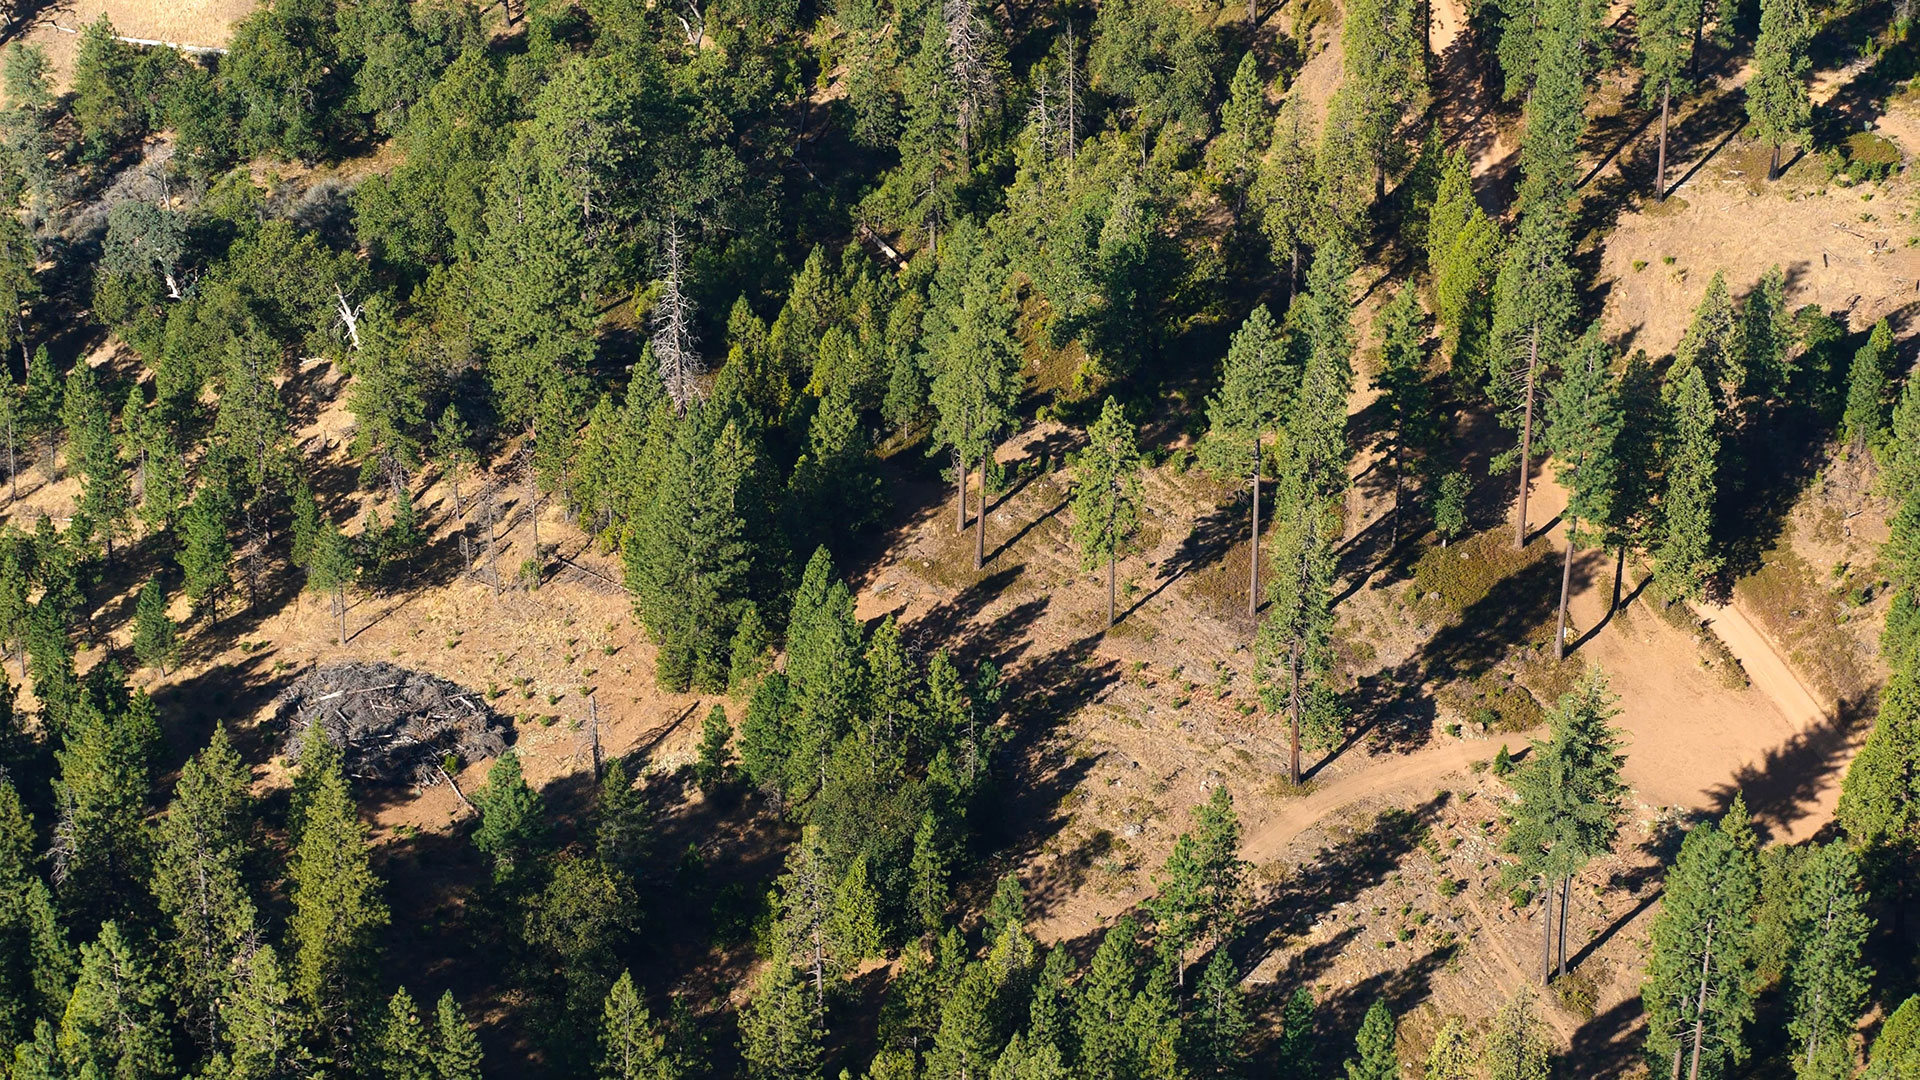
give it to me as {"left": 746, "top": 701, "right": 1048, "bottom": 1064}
{"left": 1248, "top": 0, "right": 1257, "bottom": 22}
{"left": 6, "top": 426, "right": 13, "bottom": 501}
{"left": 1288, "top": 638, "right": 1303, "bottom": 785}
{"left": 1613, "top": 545, "right": 1626, "bottom": 614}
{"left": 1656, "top": 82, "right": 1672, "bottom": 199}
{"left": 975, "top": 458, "right": 987, "bottom": 570}
{"left": 335, "top": 588, "right": 346, "bottom": 646}
{"left": 1248, "top": 459, "right": 1261, "bottom": 620}
{"left": 1687, "top": 920, "right": 1715, "bottom": 1080}
{"left": 955, "top": 448, "right": 967, "bottom": 532}
{"left": 1108, "top": 551, "right": 1116, "bottom": 628}
{"left": 1540, "top": 880, "right": 1554, "bottom": 984}
{"left": 1769, "top": 142, "right": 1781, "bottom": 182}
{"left": 1515, "top": 330, "right": 1539, "bottom": 548}
{"left": 1555, "top": 516, "right": 1578, "bottom": 660}
{"left": 1389, "top": 440, "right": 1402, "bottom": 547}
{"left": 1557, "top": 873, "right": 1572, "bottom": 977}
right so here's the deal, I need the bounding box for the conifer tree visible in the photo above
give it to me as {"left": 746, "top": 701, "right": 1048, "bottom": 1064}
{"left": 910, "top": 811, "right": 950, "bottom": 933}
{"left": 1071, "top": 397, "right": 1144, "bottom": 628}
{"left": 1210, "top": 52, "right": 1270, "bottom": 204}
{"left": 1501, "top": 669, "right": 1627, "bottom": 980}
{"left": 0, "top": 778, "right": 70, "bottom": 1048}
{"left": 288, "top": 721, "right": 390, "bottom": 1047}
{"left": 926, "top": 251, "right": 1022, "bottom": 569}
{"left": 601, "top": 971, "right": 675, "bottom": 1080}
{"left": 1345, "top": 1000, "right": 1399, "bottom": 1080}
{"left": 1636, "top": 0, "right": 1703, "bottom": 197}
{"left": 1149, "top": 785, "right": 1245, "bottom": 987}
{"left": 57, "top": 922, "right": 172, "bottom": 1079}
{"left": 1659, "top": 365, "right": 1721, "bottom": 601}
{"left": 131, "top": 575, "right": 177, "bottom": 674}
{"left": 1374, "top": 286, "right": 1434, "bottom": 545}
{"left": 1881, "top": 374, "right": 1920, "bottom": 505}
{"left": 1201, "top": 305, "right": 1289, "bottom": 618}
{"left": 52, "top": 694, "right": 158, "bottom": 928}
{"left": 62, "top": 361, "right": 131, "bottom": 560}
{"left": 346, "top": 294, "right": 428, "bottom": 491}
{"left": 180, "top": 477, "right": 235, "bottom": 623}
{"left": 1868, "top": 997, "right": 1920, "bottom": 1080}
{"left": 1259, "top": 240, "right": 1355, "bottom": 785}
{"left": 1643, "top": 805, "right": 1760, "bottom": 1080}
{"left": 1483, "top": 990, "right": 1552, "bottom": 1080}
{"left": 1425, "top": 1019, "right": 1476, "bottom": 1080}
{"left": 1747, "top": 0, "right": 1812, "bottom": 180}
{"left": 21, "top": 344, "right": 59, "bottom": 481}
{"left": 1841, "top": 320, "right": 1892, "bottom": 454}
{"left": 434, "top": 990, "right": 485, "bottom": 1080}
{"left": 1837, "top": 666, "right": 1919, "bottom": 918}
{"left": 1545, "top": 330, "right": 1623, "bottom": 659}
{"left": 1673, "top": 273, "right": 1743, "bottom": 402}
{"left": 1427, "top": 147, "right": 1500, "bottom": 380}
{"left": 739, "top": 954, "right": 823, "bottom": 1080}
{"left": 0, "top": 380, "right": 20, "bottom": 502}
{"left": 1254, "top": 93, "right": 1320, "bottom": 298}
{"left": 152, "top": 724, "right": 257, "bottom": 1050}
{"left": 472, "top": 751, "right": 549, "bottom": 890}
{"left": 1785, "top": 841, "right": 1872, "bottom": 1078}
{"left": 307, "top": 516, "right": 356, "bottom": 646}
{"left": 376, "top": 987, "right": 437, "bottom": 1080}
{"left": 1188, "top": 948, "right": 1251, "bottom": 1077}
{"left": 625, "top": 404, "right": 762, "bottom": 693}
{"left": 0, "top": 531, "right": 31, "bottom": 679}
{"left": 1489, "top": 201, "right": 1575, "bottom": 550}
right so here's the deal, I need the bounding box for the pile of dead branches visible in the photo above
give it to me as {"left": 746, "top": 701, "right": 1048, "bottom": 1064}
{"left": 275, "top": 662, "right": 507, "bottom": 786}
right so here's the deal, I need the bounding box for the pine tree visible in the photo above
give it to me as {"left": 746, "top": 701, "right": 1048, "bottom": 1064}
{"left": 433, "top": 990, "right": 485, "bottom": 1080}
{"left": 1209, "top": 52, "right": 1269, "bottom": 203}
{"left": 1643, "top": 805, "right": 1760, "bottom": 1080}
{"left": 62, "top": 361, "right": 131, "bottom": 560}
{"left": 1868, "top": 996, "right": 1920, "bottom": 1080}
{"left": 346, "top": 293, "right": 428, "bottom": 491}
{"left": 130, "top": 575, "right": 177, "bottom": 674}
{"left": 1785, "top": 841, "right": 1872, "bottom": 1078}
{"left": 1071, "top": 397, "right": 1144, "bottom": 628}
{"left": 1837, "top": 665, "right": 1919, "bottom": 936}
{"left": 625, "top": 404, "right": 762, "bottom": 693}
{"left": 225, "top": 933, "right": 298, "bottom": 1077}
{"left": 376, "top": 987, "right": 437, "bottom": 1080}
{"left": 1674, "top": 273, "right": 1744, "bottom": 402}
{"left": 1187, "top": 949, "right": 1251, "bottom": 1077}
{"left": 1636, "top": 0, "right": 1704, "bottom": 197}
{"left": 1545, "top": 329, "right": 1624, "bottom": 658}
{"left": 52, "top": 693, "right": 157, "bottom": 929}
{"left": 1747, "top": 0, "right": 1812, "bottom": 180}
{"left": 1502, "top": 669, "right": 1628, "bottom": 981}
{"left": 1841, "top": 320, "right": 1892, "bottom": 454}
{"left": 0, "top": 380, "right": 21, "bottom": 502}
{"left": 1659, "top": 365, "right": 1721, "bottom": 601}
{"left": 21, "top": 344, "right": 59, "bottom": 480}
{"left": 57, "top": 922, "right": 172, "bottom": 1079}
{"left": 1254, "top": 93, "right": 1320, "bottom": 298}
{"left": 1424, "top": 1019, "right": 1476, "bottom": 1080}
{"left": 70, "top": 15, "right": 142, "bottom": 159}
{"left": 829, "top": 856, "right": 884, "bottom": 966}
{"left": 1881, "top": 374, "right": 1920, "bottom": 504}
{"left": 472, "top": 751, "right": 549, "bottom": 889}
{"left": 910, "top": 811, "right": 950, "bottom": 933}
{"left": 180, "top": 477, "right": 235, "bottom": 623}
{"left": 287, "top": 722, "right": 389, "bottom": 1048}
{"left": 1201, "top": 305, "right": 1290, "bottom": 618}
{"left": 1483, "top": 990, "right": 1552, "bottom": 1080}
{"left": 1373, "top": 286, "right": 1434, "bottom": 546}
{"left": 152, "top": 724, "right": 258, "bottom": 1050}
{"left": 1345, "top": 1000, "right": 1399, "bottom": 1080}
{"left": 0, "top": 530, "right": 31, "bottom": 679}
{"left": 1488, "top": 201, "right": 1576, "bottom": 550}
{"left": 1074, "top": 917, "right": 1145, "bottom": 1080}
{"left": 307, "top": 516, "right": 356, "bottom": 646}
{"left": 0, "top": 779, "right": 70, "bottom": 1049}
{"left": 739, "top": 954, "right": 823, "bottom": 1080}
{"left": 1258, "top": 239, "right": 1354, "bottom": 785}
{"left": 694, "top": 704, "right": 732, "bottom": 792}
{"left": 926, "top": 248, "right": 1022, "bottom": 570}
{"left": 601, "top": 971, "right": 675, "bottom": 1080}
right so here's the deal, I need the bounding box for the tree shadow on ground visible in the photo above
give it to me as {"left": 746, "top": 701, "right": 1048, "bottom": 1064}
{"left": 1568, "top": 995, "right": 1648, "bottom": 1079}
{"left": 1705, "top": 691, "right": 1875, "bottom": 843}
{"left": 1239, "top": 794, "right": 1451, "bottom": 980}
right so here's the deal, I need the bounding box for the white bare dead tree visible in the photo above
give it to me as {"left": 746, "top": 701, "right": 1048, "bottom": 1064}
{"left": 674, "top": 0, "right": 706, "bottom": 48}
{"left": 944, "top": 0, "right": 1000, "bottom": 162}
{"left": 652, "top": 219, "right": 704, "bottom": 414}
{"left": 334, "top": 285, "right": 363, "bottom": 351}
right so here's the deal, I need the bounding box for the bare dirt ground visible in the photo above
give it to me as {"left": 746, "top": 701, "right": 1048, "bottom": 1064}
{"left": 7, "top": 1, "right": 255, "bottom": 85}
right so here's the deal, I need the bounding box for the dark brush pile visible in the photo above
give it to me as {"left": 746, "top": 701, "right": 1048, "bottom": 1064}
{"left": 275, "top": 662, "right": 507, "bottom": 786}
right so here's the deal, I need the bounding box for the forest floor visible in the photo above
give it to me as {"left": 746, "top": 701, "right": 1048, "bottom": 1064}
{"left": 0, "top": 0, "right": 1912, "bottom": 1070}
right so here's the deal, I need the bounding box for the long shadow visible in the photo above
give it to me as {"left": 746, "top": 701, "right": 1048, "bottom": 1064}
{"left": 989, "top": 496, "right": 1067, "bottom": 564}
{"left": 1704, "top": 692, "right": 1875, "bottom": 842}
{"left": 1157, "top": 497, "right": 1245, "bottom": 590}
{"left": 1566, "top": 886, "right": 1662, "bottom": 973}
{"left": 1566, "top": 995, "right": 1648, "bottom": 1079}
{"left": 1421, "top": 551, "right": 1561, "bottom": 683}
{"left": 1239, "top": 794, "right": 1451, "bottom": 979}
